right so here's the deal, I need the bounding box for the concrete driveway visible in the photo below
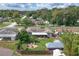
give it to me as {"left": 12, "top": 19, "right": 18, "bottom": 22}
{"left": 0, "top": 47, "right": 13, "bottom": 56}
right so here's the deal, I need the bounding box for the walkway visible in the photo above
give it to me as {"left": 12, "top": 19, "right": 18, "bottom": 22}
{"left": 0, "top": 47, "right": 13, "bottom": 56}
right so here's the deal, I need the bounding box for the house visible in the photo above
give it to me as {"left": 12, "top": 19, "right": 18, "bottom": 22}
{"left": 0, "top": 17, "right": 10, "bottom": 22}
{"left": 26, "top": 27, "right": 53, "bottom": 38}
{"left": 0, "top": 17, "right": 5, "bottom": 22}
{"left": 0, "top": 27, "right": 18, "bottom": 41}
{"left": 30, "top": 18, "right": 45, "bottom": 25}
{"left": 52, "top": 27, "right": 79, "bottom": 34}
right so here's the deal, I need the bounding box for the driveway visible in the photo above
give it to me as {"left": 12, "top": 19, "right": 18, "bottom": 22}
{"left": 0, "top": 47, "right": 13, "bottom": 56}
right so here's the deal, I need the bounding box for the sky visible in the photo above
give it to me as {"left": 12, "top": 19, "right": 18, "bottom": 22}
{"left": 0, "top": 3, "right": 79, "bottom": 11}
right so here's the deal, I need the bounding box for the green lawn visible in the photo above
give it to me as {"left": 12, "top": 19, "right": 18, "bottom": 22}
{"left": 0, "top": 41, "right": 26, "bottom": 56}
{"left": 0, "top": 38, "right": 54, "bottom": 51}
{"left": 0, "top": 41, "right": 16, "bottom": 50}
{"left": 28, "top": 38, "right": 54, "bottom": 51}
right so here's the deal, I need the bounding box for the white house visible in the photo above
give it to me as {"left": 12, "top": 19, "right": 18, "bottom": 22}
{"left": 0, "top": 27, "right": 18, "bottom": 41}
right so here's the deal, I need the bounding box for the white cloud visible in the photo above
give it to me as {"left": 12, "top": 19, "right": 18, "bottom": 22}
{"left": 36, "top": 4, "right": 51, "bottom": 9}
{"left": 0, "top": 4, "right": 5, "bottom": 6}
{"left": 0, "top": 3, "right": 79, "bottom": 11}
{"left": 20, "top": 4, "right": 25, "bottom": 8}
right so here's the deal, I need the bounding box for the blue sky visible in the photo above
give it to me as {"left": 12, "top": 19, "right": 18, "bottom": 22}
{"left": 0, "top": 3, "right": 79, "bottom": 11}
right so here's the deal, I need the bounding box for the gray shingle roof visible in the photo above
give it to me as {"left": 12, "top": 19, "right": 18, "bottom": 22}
{"left": 0, "top": 28, "right": 17, "bottom": 34}
{"left": 26, "top": 27, "right": 52, "bottom": 33}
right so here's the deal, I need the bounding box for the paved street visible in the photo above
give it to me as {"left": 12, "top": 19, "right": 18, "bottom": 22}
{"left": 0, "top": 47, "right": 13, "bottom": 56}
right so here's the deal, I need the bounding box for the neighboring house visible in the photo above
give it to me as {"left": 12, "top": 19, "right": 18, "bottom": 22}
{"left": 30, "top": 18, "right": 45, "bottom": 25}
{"left": 0, "top": 17, "right": 5, "bottom": 22}
{"left": 52, "top": 27, "right": 79, "bottom": 34}
{"left": 0, "top": 27, "right": 18, "bottom": 41}
{"left": 26, "top": 27, "right": 53, "bottom": 38}
{"left": 0, "top": 17, "right": 9, "bottom": 22}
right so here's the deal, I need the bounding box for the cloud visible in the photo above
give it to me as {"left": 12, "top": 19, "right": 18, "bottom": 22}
{"left": 0, "top": 3, "right": 79, "bottom": 11}
{"left": 35, "top": 3, "right": 52, "bottom": 9}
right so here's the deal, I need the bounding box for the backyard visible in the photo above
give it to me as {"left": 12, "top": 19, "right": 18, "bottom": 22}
{"left": 0, "top": 38, "right": 54, "bottom": 55}
{"left": 0, "top": 32, "right": 79, "bottom": 56}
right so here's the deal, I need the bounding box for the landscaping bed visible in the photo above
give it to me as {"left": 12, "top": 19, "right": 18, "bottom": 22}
{"left": 17, "top": 50, "right": 53, "bottom": 56}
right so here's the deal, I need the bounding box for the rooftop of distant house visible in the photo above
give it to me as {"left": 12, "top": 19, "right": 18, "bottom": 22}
{"left": 26, "top": 26, "right": 52, "bottom": 33}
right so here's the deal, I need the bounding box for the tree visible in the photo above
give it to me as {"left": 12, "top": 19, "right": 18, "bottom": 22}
{"left": 60, "top": 32, "right": 79, "bottom": 56}
{"left": 52, "top": 9, "right": 64, "bottom": 25}
{"left": 16, "top": 30, "right": 38, "bottom": 50}
{"left": 20, "top": 17, "right": 33, "bottom": 28}
{"left": 51, "top": 6, "right": 79, "bottom": 26}
{"left": 16, "top": 30, "right": 31, "bottom": 50}
{"left": 12, "top": 11, "right": 20, "bottom": 18}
